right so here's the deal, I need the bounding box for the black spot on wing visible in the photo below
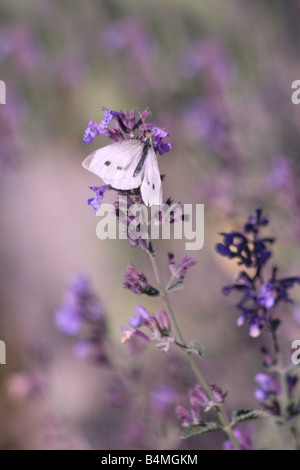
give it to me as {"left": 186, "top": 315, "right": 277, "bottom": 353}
{"left": 105, "top": 161, "right": 111, "bottom": 166}
{"left": 117, "top": 166, "right": 123, "bottom": 170}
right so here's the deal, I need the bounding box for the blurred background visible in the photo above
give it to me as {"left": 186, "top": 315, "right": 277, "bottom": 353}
{"left": 1, "top": 0, "right": 300, "bottom": 450}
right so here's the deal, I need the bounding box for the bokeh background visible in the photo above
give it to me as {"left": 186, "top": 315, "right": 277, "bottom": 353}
{"left": 1, "top": 0, "right": 300, "bottom": 450}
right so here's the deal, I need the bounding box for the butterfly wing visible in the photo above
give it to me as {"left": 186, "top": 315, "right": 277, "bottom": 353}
{"left": 82, "top": 140, "right": 145, "bottom": 190}
{"left": 140, "top": 146, "right": 162, "bottom": 206}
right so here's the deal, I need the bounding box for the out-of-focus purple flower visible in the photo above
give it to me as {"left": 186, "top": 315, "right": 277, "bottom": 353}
{"left": 179, "top": 39, "right": 235, "bottom": 85}
{"left": 87, "top": 185, "right": 110, "bottom": 212}
{"left": 56, "top": 305, "right": 81, "bottom": 336}
{"left": 100, "top": 19, "right": 157, "bottom": 64}
{"left": 123, "top": 264, "right": 159, "bottom": 296}
{"left": 257, "top": 283, "right": 276, "bottom": 309}
{"left": 6, "top": 371, "right": 44, "bottom": 404}
{"left": 183, "top": 98, "right": 231, "bottom": 154}
{"left": 0, "top": 24, "right": 43, "bottom": 72}
{"left": 150, "top": 386, "right": 177, "bottom": 418}
{"left": 224, "top": 426, "right": 252, "bottom": 451}
{"left": 216, "top": 208, "right": 300, "bottom": 338}
{"left": 55, "top": 276, "right": 108, "bottom": 364}
{"left": 254, "top": 373, "right": 280, "bottom": 402}
{"left": 122, "top": 306, "right": 173, "bottom": 353}
{"left": 177, "top": 383, "right": 227, "bottom": 428}
{"left": 267, "top": 157, "right": 293, "bottom": 190}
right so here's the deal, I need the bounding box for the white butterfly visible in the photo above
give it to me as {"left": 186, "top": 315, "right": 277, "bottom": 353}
{"left": 82, "top": 138, "right": 162, "bottom": 206}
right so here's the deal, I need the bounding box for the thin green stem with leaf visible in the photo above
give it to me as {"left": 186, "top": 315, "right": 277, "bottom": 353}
{"left": 148, "top": 245, "right": 241, "bottom": 451}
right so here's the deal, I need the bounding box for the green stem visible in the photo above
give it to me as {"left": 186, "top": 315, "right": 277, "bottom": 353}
{"left": 271, "top": 328, "right": 300, "bottom": 450}
{"left": 148, "top": 249, "right": 241, "bottom": 451}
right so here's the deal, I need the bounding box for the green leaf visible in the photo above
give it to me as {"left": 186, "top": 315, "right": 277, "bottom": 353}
{"left": 231, "top": 409, "right": 270, "bottom": 425}
{"left": 187, "top": 340, "right": 205, "bottom": 358}
{"left": 167, "top": 281, "right": 184, "bottom": 292}
{"left": 181, "top": 422, "right": 223, "bottom": 439}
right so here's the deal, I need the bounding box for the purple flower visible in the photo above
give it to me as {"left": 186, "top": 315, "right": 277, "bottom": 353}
{"left": 150, "top": 386, "right": 177, "bottom": 418}
{"left": 182, "top": 98, "right": 230, "bottom": 153}
{"left": 177, "top": 383, "right": 227, "bottom": 428}
{"left": 82, "top": 106, "right": 171, "bottom": 153}
{"left": 149, "top": 126, "right": 172, "bottom": 155}
{"left": 175, "top": 406, "right": 192, "bottom": 428}
{"left": 254, "top": 373, "right": 280, "bottom": 402}
{"left": 175, "top": 255, "right": 197, "bottom": 280}
{"left": 224, "top": 426, "right": 253, "bottom": 451}
{"left": 123, "top": 264, "right": 159, "bottom": 296}
{"left": 82, "top": 120, "right": 100, "bottom": 144}
{"left": 122, "top": 306, "right": 173, "bottom": 353}
{"left": 56, "top": 305, "right": 82, "bottom": 336}
{"left": 257, "top": 283, "right": 276, "bottom": 309}
{"left": 168, "top": 252, "right": 197, "bottom": 282}
{"left": 267, "top": 157, "right": 293, "bottom": 190}
{"left": 216, "top": 208, "right": 300, "bottom": 337}
{"left": 179, "top": 39, "right": 235, "bottom": 85}
{"left": 87, "top": 185, "right": 110, "bottom": 212}
{"left": 55, "top": 276, "right": 108, "bottom": 364}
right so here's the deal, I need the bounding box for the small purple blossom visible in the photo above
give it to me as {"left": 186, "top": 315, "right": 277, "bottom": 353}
{"left": 254, "top": 373, "right": 280, "bottom": 402}
{"left": 168, "top": 252, "right": 197, "bottom": 281}
{"left": 82, "top": 120, "right": 100, "bottom": 144}
{"left": 121, "top": 306, "right": 173, "bottom": 353}
{"left": 87, "top": 185, "right": 110, "bottom": 212}
{"left": 123, "top": 264, "right": 159, "bottom": 296}
{"left": 176, "top": 383, "right": 227, "bottom": 428}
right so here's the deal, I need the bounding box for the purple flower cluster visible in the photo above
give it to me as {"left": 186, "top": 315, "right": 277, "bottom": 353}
{"left": 176, "top": 383, "right": 227, "bottom": 427}
{"left": 55, "top": 275, "right": 109, "bottom": 363}
{"left": 121, "top": 305, "right": 173, "bottom": 353}
{"left": 123, "top": 264, "right": 159, "bottom": 296}
{"left": 216, "top": 207, "right": 300, "bottom": 337}
{"left": 83, "top": 106, "right": 171, "bottom": 156}
{"left": 168, "top": 252, "right": 197, "bottom": 281}
{"left": 88, "top": 185, "right": 111, "bottom": 212}
{"left": 114, "top": 195, "right": 149, "bottom": 250}
{"left": 254, "top": 370, "right": 298, "bottom": 416}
